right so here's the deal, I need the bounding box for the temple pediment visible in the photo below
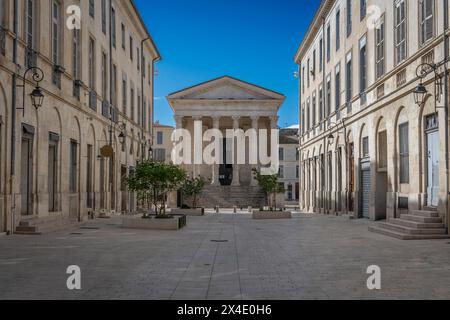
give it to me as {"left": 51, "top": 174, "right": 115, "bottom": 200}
{"left": 167, "top": 76, "right": 285, "bottom": 101}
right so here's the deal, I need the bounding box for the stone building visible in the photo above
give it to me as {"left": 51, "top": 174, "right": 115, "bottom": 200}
{"left": 167, "top": 76, "right": 285, "bottom": 208}
{"left": 295, "top": 0, "right": 449, "bottom": 238}
{"left": 153, "top": 122, "right": 174, "bottom": 163}
{"left": 0, "top": 0, "right": 160, "bottom": 234}
{"left": 278, "top": 128, "right": 300, "bottom": 205}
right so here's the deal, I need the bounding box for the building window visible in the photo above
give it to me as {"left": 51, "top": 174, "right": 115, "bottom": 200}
{"left": 336, "top": 9, "right": 340, "bottom": 51}
{"left": 112, "top": 64, "right": 117, "bottom": 107}
{"left": 137, "top": 47, "right": 140, "bottom": 70}
{"left": 101, "top": 52, "right": 108, "bottom": 99}
{"left": 420, "top": 0, "right": 434, "bottom": 45}
{"left": 378, "top": 131, "right": 387, "bottom": 170}
{"left": 121, "top": 23, "right": 126, "bottom": 49}
{"left": 69, "top": 140, "right": 78, "bottom": 193}
{"left": 360, "top": 0, "right": 367, "bottom": 20}
{"left": 130, "top": 87, "right": 135, "bottom": 121}
{"left": 335, "top": 64, "right": 341, "bottom": 117}
{"left": 399, "top": 122, "right": 409, "bottom": 183}
{"left": 154, "top": 149, "right": 166, "bottom": 162}
{"left": 101, "top": 0, "right": 106, "bottom": 34}
{"left": 319, "top": 85, "right": 323, "bottom": 124}
{"left": 89, "top": 0, "right": 95, "bottom": 18}
{"left": 122, "top": 75, "right": 127, "bottom": 113}
{"left": 359, "top": 35, "right": 367, "bottom": 102}
{"left": 51, "top": 1, "right": 61, "bottom": 65}
{"left": 296, "top": 165, "right": 299, "bottom": 178}
{"left": 301, "top": 104, "right": 305, "bottom": 134}
{"left": 157, "top": 131, "right": 163, "bottom": 145}
{"left": 302, "top": 66, "right": 305, "bottom": 93}
{"left": 279, "top": 148, "right": 284, "bottom": 161}
{"left": 48, "top": 133, "right": 59, "bottom": 212}
{"left": 306, "top": 99, "right": 310, "bottom": 131}
{"left": 111, "top": 7, "right": 116, "bottom": 48}
{"left": 346, "top": 0, "right": 352, "bottom": 37}
{"left": 326, "top": 77, "right": 331, "bottom": 116}
{"left": 375, "top": 17, "right": 385, "bottom": 79}
{"left": 346, "top": 52, "right": 352, "bottom": 112}
{"left": 395, "top": 0, "right": 407, "bottom": 65}
{"left": 326, "top": 24, "right": 331, "bottom": 62}
{"left": 278, "top": 165, "right": 284, "bottom": 179}
{"left": 362, "top": 136, "right": 369, "bottom": 158}
{"left": 312, "top": 94, "right": 316, "bottom": 127}
{"left": 26, "top": 0, "right": 36, "bottom": 48}
{"left": 129, "top": 36, "right": 133, "bottom": 60}
{"left": 319, "top": 38, "right": 323, "bottom": 72}
{"left": 72, "top": 29, "right": 81, "bottom": 79}
{"left": 307, "top": 58, "right": 310, "bottom": 87}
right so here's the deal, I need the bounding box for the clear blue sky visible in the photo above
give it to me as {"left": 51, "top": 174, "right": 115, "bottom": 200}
{"left": 134, "top": 0, "right": 321, "bottom": 128}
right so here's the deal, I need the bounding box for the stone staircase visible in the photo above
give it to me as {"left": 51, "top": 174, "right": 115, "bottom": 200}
{"left": 198, "top": 185, "right": 266, "bottom": 208}
{"left": 14, "top": 215, "right": 79, "bottom": 235}
{"left": 368, "top": 207, "right": 449, "bottom": 240}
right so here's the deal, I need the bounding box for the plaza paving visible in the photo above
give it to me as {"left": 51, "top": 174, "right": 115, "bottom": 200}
{"left": 0, "top": 210, "right": 450, "bottom": 300}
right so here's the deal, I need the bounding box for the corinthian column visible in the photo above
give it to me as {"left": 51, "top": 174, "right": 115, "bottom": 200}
{"left": 211, "top": 116, "right": 221, "bottom": 186}
{"left": 250, "top": 116, "right": 259, "bottom": 186}
{"left": 231, "top": 116, "right": 241, "bottom": 186}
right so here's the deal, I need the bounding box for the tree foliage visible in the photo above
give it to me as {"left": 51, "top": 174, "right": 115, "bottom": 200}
{"left": 126, "top": 160, "right": 187, "bottom": 216}
{"left": 180, "top": 176, "right": 206, "bottom": 209}
{"left": 252, "top": 168, "right": 285, "bottom": 209}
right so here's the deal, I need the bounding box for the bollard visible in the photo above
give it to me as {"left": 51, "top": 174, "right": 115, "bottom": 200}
{"left": 233, "top": 206, "right": 237, "bottom": 213}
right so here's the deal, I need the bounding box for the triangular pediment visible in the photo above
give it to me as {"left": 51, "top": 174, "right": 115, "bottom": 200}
{"left": 167, "top": 76, "right": 285, "bottom": 101}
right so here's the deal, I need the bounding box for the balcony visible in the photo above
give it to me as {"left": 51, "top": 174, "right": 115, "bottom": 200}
{"left": 0, "top": 26, "right": 6, "bottom": 56}
{"left": 25, "top": 46, "right": 38, "bottom": 68}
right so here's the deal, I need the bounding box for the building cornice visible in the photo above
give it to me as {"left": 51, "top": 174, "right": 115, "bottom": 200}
{"left": 294, "top": 0, "right": 334, "bottom": 64}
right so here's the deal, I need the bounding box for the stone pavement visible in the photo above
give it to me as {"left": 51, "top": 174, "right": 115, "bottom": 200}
{"left": 0, "top": 211, "right": 449, "bottom": 300}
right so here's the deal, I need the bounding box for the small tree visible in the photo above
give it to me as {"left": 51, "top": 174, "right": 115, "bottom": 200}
{"left": 252, "top": 168, "right": 285, "bottom": 210}
{"left": 180, "top": 176, "right": 206, "bottom": 209}
{"left": 126, "top": 160, "right": 187, "bottom": 217}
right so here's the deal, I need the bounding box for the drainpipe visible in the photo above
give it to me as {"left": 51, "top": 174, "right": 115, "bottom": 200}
{"left": 322, "top": 16, "right": 327, "bottom": 215}
{"left": 444, "top": 0, "right": 449, "bottom": 233}
{"left": 298, "top": 63, "right": 302, "bottom": 210}
{"left": 150, "top": 56, "right": 158, "bottom": 160}
{"left": 9, "top": 0, "right": 18, "bottom": 235}
{"left": 108, "top": 0, "right": 114, "bottom": 212}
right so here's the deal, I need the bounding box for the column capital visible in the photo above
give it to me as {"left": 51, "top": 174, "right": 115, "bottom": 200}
{"left": 174, "top": 115, "right": 184, "bottom": 128}
{"left": 192, "top": 115, "right": 203, "bottom": 121}
{"left": 270, "top": 115, "right": 279, "bottom": 129}
{"left": 231, "top": 116, "right": 240, "bottom": 129}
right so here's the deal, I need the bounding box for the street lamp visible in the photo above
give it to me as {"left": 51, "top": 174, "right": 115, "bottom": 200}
{"left": 17, "top": 66, "right": 45, "bottom": 116}
{"left": 413, "top": 82, "right": 428, "bottom": 106}
{"left": 118, "top": 131, "right": 125, "bottom": 145}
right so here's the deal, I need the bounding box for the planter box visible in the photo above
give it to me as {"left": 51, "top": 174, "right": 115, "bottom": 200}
{"left": 171, "top": 208, "right": 204, "bottom": 216}
{"left": 252, "top": 211, "right": 292, "bottom": 220}
{"left": 122, "top": 215, "right": 186, "bottom": 230}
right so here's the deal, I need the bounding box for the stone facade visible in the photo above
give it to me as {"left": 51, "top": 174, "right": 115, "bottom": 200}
{"left": 278, "top": 128, "right": 300, "bottom": 205}
{"left": 295, "top": 0, "right": 450, "bottom": 235}
{"left": 153, "top": 122, "right": 174, "bottom": 163}
{"left": 167, "top": 76, "right": 284, "bottom": 207}
{"left": 0, "top": 0, "right": 160, "bottom": 234}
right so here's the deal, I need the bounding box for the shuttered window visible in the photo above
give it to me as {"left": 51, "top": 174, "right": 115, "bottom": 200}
{"left": 326, "top": 78, "right": 331, "bottom": 116}
{"left": 359, "top": 36, "right": 367, "bottom": 97}
{"left": 111, "top": 7, "right": 116, "bottom": 48}
{"left": 336, "top": 9, "right": 340, "bottom": 51}
{"left": 395, "top": 0, "right": 407, "bottom": 64}
{"left": 420, "top": 0, "right": 434, "bottom": 45}
{"left": 89, "top": 0, "right": 95, "bottom": 18}
{"left": 306, "top": 99, "right": 310, "bottom": 130}
{"left": 360, "top": 0, "right": 366, "bottom": 20}
{"left": 326, "top": 24, "right": 331, "bottom": 62}
{"left": 312, "top": 94, "right": 316, "bottom": 127}
{"left": 399, "top": 122, "right": 410, "bottom": 183}
{"left": 375, "top": 18, "right": 385, "bottom": 79}
{"left": 319, "top": 38, "right": 323, "bottom": 72}
{"left": 101, "top": 0, "right": 106, "bottom": 34}
{"left": 362, "top": 137, "right": 369, "bottom": 158}
{"left": 69, "top": 140, "right": 78, "bottom": 193}
{"left": 319, "top": 86, "right": 323, "bottom": 123}
{"left": 52, "top": 1, "right": 61, "bottom": 64}
{"left": 335, "top": 64, "right": 341, "bottom": 116}
{"left": 346, "top": 0, "right": 352, "bottom": 37}
{"left": 346, "top": 52, "right": 352, "bottom": 111}
{"left": 72, "top": 29, "right": 81, "bottom": 79}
